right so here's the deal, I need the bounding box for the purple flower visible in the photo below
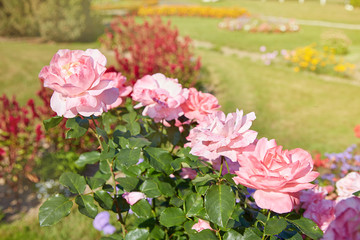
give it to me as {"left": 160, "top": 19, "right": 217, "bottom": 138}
{"left": 136, "top": 158, "right": 144, "bottom": 165}
{"left": 93, "top": 212, "right": 116, "bottom": 235}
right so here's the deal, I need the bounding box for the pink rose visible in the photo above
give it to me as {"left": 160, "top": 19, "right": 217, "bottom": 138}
{"left": 131, "top": 73, "right": 189, "bottom": 122}
{"left": 179, "top": 168, "right": 197, "bottom": 180}
{"left": 212, "top": 157, "right": 240, "bottom": 175}
{"left": 191, "top": 219, "right": 214, "bottom": 232}
{"left": 323, "top": 197, "right": 360, "bottom": 239}
{"left": 122, "top": 192, "right": 146, "bottom": 205}
{"left": 181, "top": 88, "right": 220, "bottom": 122}
{"left": 233, "top": 138, "right": 319, "bottom": 214}
{"left": 303, "top": 199, "right": 335, "bottom": 232}
{"left": 186, "top": 109, "right": 257, "bottom": 162}
{"left": 300, "top": 186, "right": 327, "bottom": 209}
{"left": 336, "top": 172, "right": 360, "bottom": 200}
{"left": 101, "top": 72, "right": 132, "bottom": 109}
{"left": 39, "top": 49, "right": 119, "bottom": 118}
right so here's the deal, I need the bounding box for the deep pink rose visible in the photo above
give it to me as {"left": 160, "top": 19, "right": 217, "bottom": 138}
{"left": 181, "top": 88, "right": 220, "bottom": 122}
{"left": 191, "top": 219, "right": 214, "bottom": 232}
{"left": 300, "top": 186, "right": 327, "bottom": 209}
{"left": 323, "top": 197, "right": 360, "bottom": 239}
{"left": 131, "top": 73, "right": 189, "bottom": 122}
{"left": 336, "top": 172, "right": 360, "bottom": 201}
{"left": 186, "top": 109, "right": 257, "bottom": 162}
{"left": 39, "top": 49, "right": 119, "bottom": 118}
{"left": 212, "top": 157, "right": 240, "bottom": 175}
{"left": 101, "top": 72, "right": 132, "bottom": 109}
{"left": 233, "top": 138, "right": 319, "bottom": 214}
{"left": 303, "top": 199, "right": 335, "bottom": 232}
{"left": 122, "top": 192, "right": 146, "bottom": 205}
{"left": 179, "top": 168, "right": 197, "bottom": 180}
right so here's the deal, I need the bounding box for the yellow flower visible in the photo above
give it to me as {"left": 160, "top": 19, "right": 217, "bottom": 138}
{"left": 294, "top": 67, "right": 300, "bottom": 72}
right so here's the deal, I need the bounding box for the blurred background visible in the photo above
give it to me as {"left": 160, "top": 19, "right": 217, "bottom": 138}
{"left": 0, "top": 0, "right": 359, "bottom": 239}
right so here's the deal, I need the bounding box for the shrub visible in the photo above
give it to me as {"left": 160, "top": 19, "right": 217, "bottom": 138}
{"left": 321, "top": 30, "right": 352, "bottom": 55}
{"left": 350, "top": 0, "right": 360, "bottom": 7}
{"left": 100, "top": 17, "right": 201, "bottom": 87}
{"left": 0, "top": 0, "right": 41, "bottom": 37}
{"left": 36, "top": 0, "right": 103, "bottom": 42}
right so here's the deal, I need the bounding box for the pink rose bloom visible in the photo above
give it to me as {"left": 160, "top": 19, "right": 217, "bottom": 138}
{"left": 323, "top": 197, "right": 360, "bottom": 239}
{"left": 303, "top": 199, "right": 335, "bottom": 232}
{"left": 191, "top": 219, "right": 214, "bottom": 232}
{"left": 179, "top": 168, "right": 197, "bottom": 179}
{"left": 122, "top": 192, "right": 146, "bottom": 205}
{"left": 336, "top": 172, "right": 360, "bottom": 200}
{"left": 101, "top": 72, "right": 132, "bottom": 109}
{"left": 186, "top": 109, "right": 257, "bottom": 162}
{"left": 131, "top": 73, "right": 189, "bottom": 122}
{"left": 39, "top": 49, "right": 119, "bottom": 118}
{"left": 181, "top": 88, "right": 220, "bottom": 123}
{"left": 300, "top": 186, "right": 327, "bottom": 209}
{"left": 233, "top": 138, "right": 319, "bottom": 214}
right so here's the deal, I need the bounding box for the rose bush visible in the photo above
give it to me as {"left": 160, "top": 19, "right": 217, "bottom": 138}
{"left": 38, "top": 48, "right": 356, "bottom": 240}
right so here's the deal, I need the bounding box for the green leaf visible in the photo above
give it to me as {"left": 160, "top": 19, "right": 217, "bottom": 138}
{"left": 144, "top": 147, "right": 173, "bottom": 175}
{"left": 65, "top": 117, "right": 89, "bottom": 139}
{"left": 157, "top": 180, "right": 175, "bottom": 197}
{"left": 159, "top": 207, "right": 186, "bottom": 227}
{"left": 170, "top": 196, "right": 184, "bottom": 207}
{"left": 75, "top": 195, "right": 98, "bottom": 218}
{"left": 59, "top": 172, "right": 86, "bottom": 194}
{"left": 115, "top": 148, "right": 141, "bottom": 167}
{"left": 223, "top": 229, "right": 243, "bottom": 240}
{"left": 140, "top": 180, "right": 161, "bottom": 198}
{"left": 125, "top": 228, "right": 149, "bottom": 240}
{"left": 192, "top": 174, "right": 215, "bottom": 185}
{"left": 150, "top": 225, "right": 165, "bottom": 239}
{"left": 190, "top": 229, "right": 218, "bottom": 240}
{"left": 75, "top": 151, "right": 100, "bottom": 168}
{"left": 185, "top": 193, "right": 204, "bottom": 217}
{"left": 43, "top": 116, "right": 63, "bottom": 131}
{"left": 116, "top": 176, "right": 140, "bottom": 192}
{"left": 265, "top": 217, "right": 288, "bottom": 236}
{"left": 241, "top": 228, "right": 262, "bottom": 240}
{"left": 94, "top": 190, "right": 113, "bottom": 210}
{"left": 130, "top": 199, "right": 153, "bottom": 218}
{"left": 86, "top": 177, "right": 106, "bottom": 190}
{"left": 286, "top": 215, "right": 323, "bottom": 240}
{"left": 205, "top": 184, "right": 235, "bottom": 228}
{"left": 99, "top": 160, "right": 111, "bottom": 174}
{"left": 96, "top": 127, "right": 109, "bottom": 143}
{"left": 354, "top": 190, "right": 360, "bottom": 196}
{"left": 128, "top": 137, "right": 151, "bottom": 148}
{"left": 39, "top": 195, "right": 73, "bottom": 226}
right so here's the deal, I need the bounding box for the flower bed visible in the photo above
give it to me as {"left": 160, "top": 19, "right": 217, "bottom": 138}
{"left": 218, "top": 16, "right": 300, "bottom": 33}
{"left": 283, "top": 44, "right": 356, "bottom": 77}
{"left": 137, "top": 5, "right": 249, "bottom": 18}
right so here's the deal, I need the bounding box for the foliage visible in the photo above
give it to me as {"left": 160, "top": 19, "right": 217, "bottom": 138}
{"left": 321, "top": 30, "right": 352, "bottom": 55}
{"left": 0, "top": 0, "right": 41, "bottom": 37}
{"left": 138, "top": 5, "right": 249, "bottom": 18}
{"left": 36, "top": 0, "right": 103, "bottom": 42}
{"left": 100, "top": 17, "right": 201, "bottom": 87}
{"left": 91, "top": 0, "right": 158, "bottom": 12}
{"left": 218, "top": 16, "right": 300, "bottom": 33}
{"left": 283, "top": 44, "right": 356, "bottom": 77}
{"left": 350, "top": 0, "right": 360, "bottom": 7}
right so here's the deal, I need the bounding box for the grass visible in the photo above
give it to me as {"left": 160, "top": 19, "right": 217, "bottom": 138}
{"left": 0, "top": 208, "right": 101, "bottom": 240}
{"left": 164, "top": 0, "right": 360, "bottom": 24}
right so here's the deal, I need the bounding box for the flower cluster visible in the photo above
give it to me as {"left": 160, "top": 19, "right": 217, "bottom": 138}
{"left": 137, "top": 5, "right": 249, "bottom": 18}
{"left": 218, "top": 16, "right": 299, "bottom": 33}
{"left": 283, "top": 44, "right": 356, "bottom": 77}
{"left": 100, "top": 17, "right": 201, "bottom": 87}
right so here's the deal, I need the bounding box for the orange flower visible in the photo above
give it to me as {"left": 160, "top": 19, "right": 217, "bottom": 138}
{"left": 354, "top": 125, "right": 360, "bottom": 138}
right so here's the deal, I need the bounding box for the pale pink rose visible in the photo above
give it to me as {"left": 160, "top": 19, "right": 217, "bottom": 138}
{"left": 39, "top": 49, "right": 119, "bottom": 118}
{"left": 122, "top": 192, "right": 146, "bottom": 205}
{"left": 186, "top": 109, "right": 257, "bottom": 162}
{"left": 233, "top": 137, "right": 319, "bottom": 214}
{"left": 336, "top": 172, "right": 360, "bottom": 200}
{"left": 181, "top": 88, "right": 220, "bottom": 122}
{"left": 323, "top": 197, "right": 360, "bottom": 239}
{"left": 131, "top": 73, "right": 189, "bottom": 122}
{"left": 191, "top": 219, "right": 213, "bottom": 232}
{"left": 179, "top": 168, "right": 197, "bottom": 179}
{"left": 303, "top": 199, "right": 335, "bottom": 232}
{"left": 101, "top": 72, "right": 132, "bottom": 109}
